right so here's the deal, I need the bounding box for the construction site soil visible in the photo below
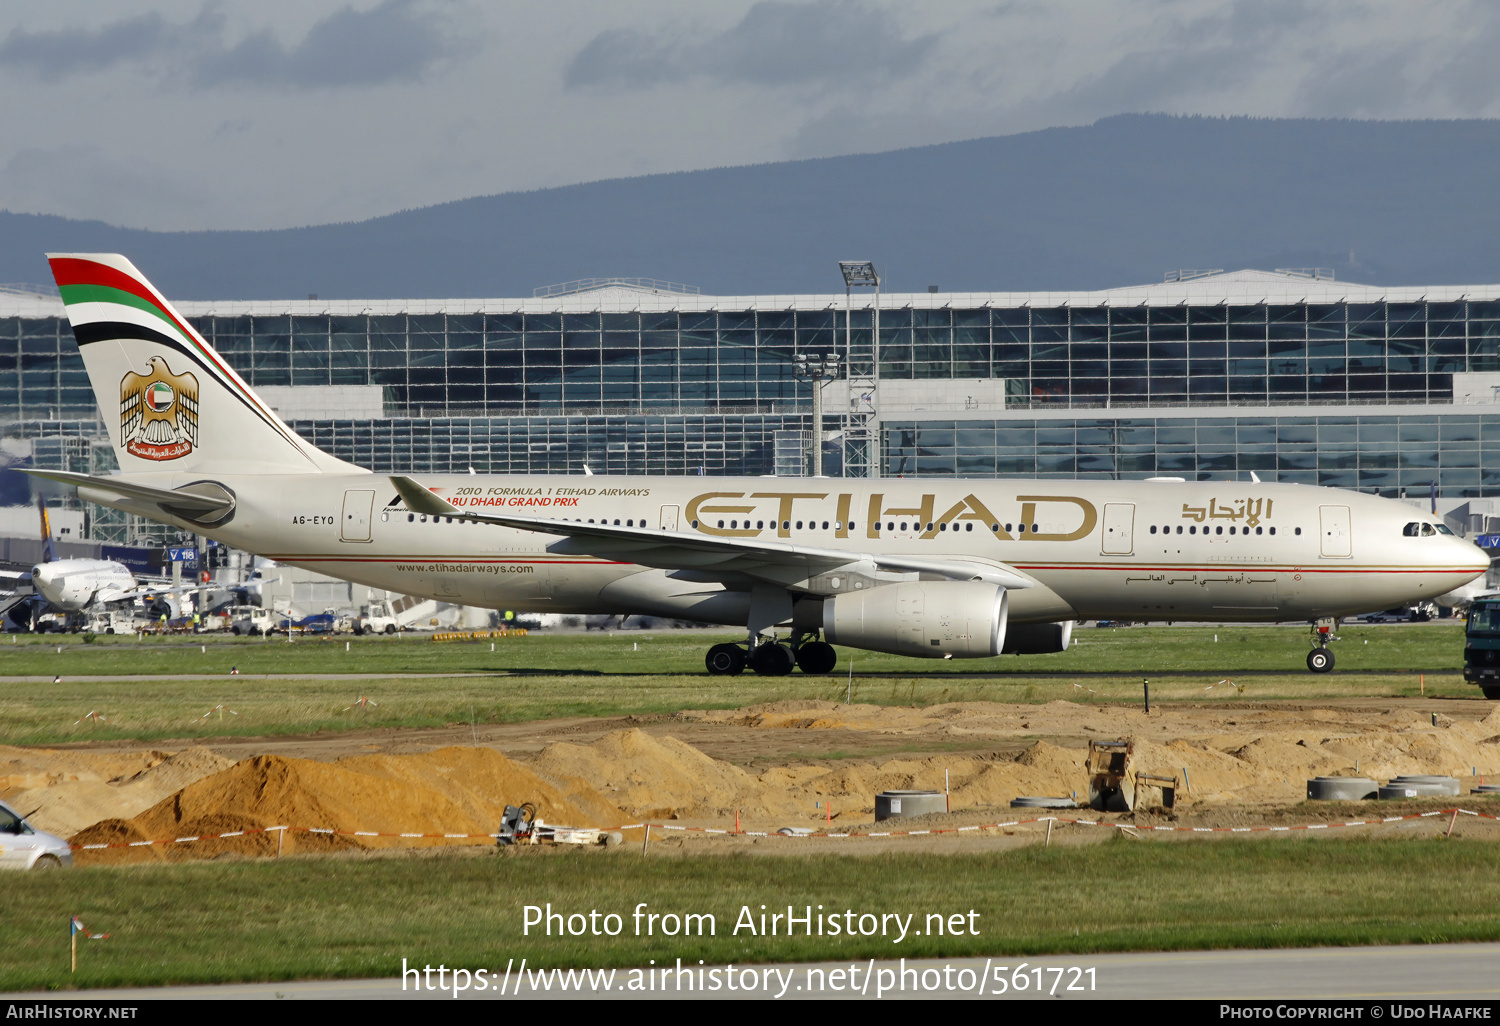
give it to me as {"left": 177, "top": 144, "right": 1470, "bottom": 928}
{"left": 5, "top": 696, "right": 1500, "bottom": 863}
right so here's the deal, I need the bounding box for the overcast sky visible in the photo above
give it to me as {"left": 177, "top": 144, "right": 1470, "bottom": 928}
{"left": 1, "top": 0, "right": 1495, "bottom": 231}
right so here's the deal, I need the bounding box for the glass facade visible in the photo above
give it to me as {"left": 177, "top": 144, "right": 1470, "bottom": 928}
{"left": 288, "top": 414, "right": 811, "bottom": 476}
{"left": 886, "top": 415, "right": 1500, "bottom": 492}
{"left": 4, "top": 296, "right": 1499, "bottom": 419}
{"left": 9, "top": 273, "right": 1500, "bottom": 545}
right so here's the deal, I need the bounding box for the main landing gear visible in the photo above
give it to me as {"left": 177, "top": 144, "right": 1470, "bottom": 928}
{"left": 1306, "top": 618, "right": 1338, "bottom": 673}
{"left": 704, "top": 632, "right": 838, "bottom": 676}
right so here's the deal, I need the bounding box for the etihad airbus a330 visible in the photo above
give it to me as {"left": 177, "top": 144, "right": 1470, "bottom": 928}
{"left": 27, "top": 254, "right": 1491, "bottom": 674}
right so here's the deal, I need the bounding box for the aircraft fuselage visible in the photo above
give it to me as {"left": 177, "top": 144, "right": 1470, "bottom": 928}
{"left": 80, "top": 471, "right": 1488, "bottom": 627}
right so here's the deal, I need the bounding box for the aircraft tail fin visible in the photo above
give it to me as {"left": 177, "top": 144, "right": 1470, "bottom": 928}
{"left": 36, "top": 497, "right": 57, "bottom": 563}
{"left": 46, "top": 254, "right": 359, "bottom": 476}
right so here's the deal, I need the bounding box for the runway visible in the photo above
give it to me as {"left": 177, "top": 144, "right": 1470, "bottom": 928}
{"left": 7, "top": 943, "right": 1500, "bottom": 1001}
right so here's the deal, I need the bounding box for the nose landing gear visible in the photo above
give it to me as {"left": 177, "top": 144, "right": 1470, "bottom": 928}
{"left": 1307, "top": 618, "right": 1338, "bottom": 673}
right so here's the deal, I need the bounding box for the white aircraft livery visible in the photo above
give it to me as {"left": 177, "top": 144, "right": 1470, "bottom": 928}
{"left": 30, "top": 254, "right": 1491, "bottom": 674}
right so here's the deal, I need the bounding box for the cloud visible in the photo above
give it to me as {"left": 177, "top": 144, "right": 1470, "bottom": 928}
{"left": 0, "top": 9, "right": 219, "bottom": 81}
{"left": 0, "top": 144, "right": 214, "bottom": 227}
{"left": 566, "top": 0, "right": 937, "bottom": 90}
{"left": 0, "top": 1, "right": 467, "bottom": 89}
{"left": 200, "top": 1, "right": 464, "bottom": 88}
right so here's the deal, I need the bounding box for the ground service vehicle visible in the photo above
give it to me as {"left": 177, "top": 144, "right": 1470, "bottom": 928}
{"left": 226, "top": 605, "right": 274, "bottom": 635}
{"left": 356, "top": 600, "right": 401, "bottom": 634}
{"left": 1464, "top": 595, "right": 1500, "bottom": 698}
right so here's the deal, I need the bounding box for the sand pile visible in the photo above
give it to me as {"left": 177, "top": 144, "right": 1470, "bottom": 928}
{"left": 0, "top": 745, "right": 170, "bottom": 797}
{"left": 30, "top": 699, "right": 1500, "bottom": 864}
{"left": 678, "top": 699, "right": 1500, "bottom": 812}
{"left": 534, "top": 729, "right": 772, "bottom": 818}
{"left": 5, "top": 746, "right": 235, "bottom": 837}
{"left": 72, "top": 746, "right": 627, "bottom": 865}
{"left": 691, "top": 699, "right": 1165, "bottom": 740}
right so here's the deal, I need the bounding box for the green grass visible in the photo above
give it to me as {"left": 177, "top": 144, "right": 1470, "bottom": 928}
{"left": 0, "top": 625, "right": 1476, "bottom": 746}
{"left": 4, "top": 838, "right": 1500, "bottom": 991}
{"left": 0, "top": 621, "right": 1471, "bottom": 676}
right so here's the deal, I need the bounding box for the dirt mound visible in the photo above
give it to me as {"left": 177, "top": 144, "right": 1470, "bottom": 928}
{"left": 126, "top": 746, "right": 235, "bottom": 793}
{"left": 71, "top": 747, "right": 626, "bottom": 866}
{"left": 5, "top": 746, "right": 237, "bottom": 837}
{"left": 739, "top": 700, "right": 841, "bottom": 716}
{"left": 0, "top": 745, "right": 169, "bottom": 796}
{"left": 535, "top": 728, "right": 760, "bottom": 817}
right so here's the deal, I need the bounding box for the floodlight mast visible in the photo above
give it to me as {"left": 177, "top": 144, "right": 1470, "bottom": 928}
{"left": 838, "top": 261, "right": 880, "bottom": 479}
{"left": 792, "top": 352, "right": 840, "bottom": 476}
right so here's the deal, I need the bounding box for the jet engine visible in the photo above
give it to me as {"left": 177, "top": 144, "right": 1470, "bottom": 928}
{"left": 1000, "top": 620, "right": 1074, "bottom": 655}
{"left": 822, "top": 581, "right": 1007, "bottom": 658}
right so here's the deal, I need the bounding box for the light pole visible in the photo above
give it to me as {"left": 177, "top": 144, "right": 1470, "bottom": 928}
{"left": 793, "top": 351, "right": 841, "bottom": 477}
{"left": 838, "top": 261, "right": 880, "bottom": 478}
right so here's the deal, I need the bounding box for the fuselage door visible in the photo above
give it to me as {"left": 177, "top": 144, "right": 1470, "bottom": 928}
{"left": 1319, "top": 505, "right": 1352, "bottom": 558}
{"left": 341, "top": 490, "right": 375, "bottom": 543}
{"left": 1101, "top": 502, "right": 1135, "bottom": 555}
{"left": 659, "top": 505, "right": 680, "bottom": 532}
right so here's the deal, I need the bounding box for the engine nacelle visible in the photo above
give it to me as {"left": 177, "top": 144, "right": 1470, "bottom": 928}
{"left": 823, "top": 581, "right": 1007, "bottom": 658}
{"left": 1000, "top": 620, "right": 1074, "bottom": 655}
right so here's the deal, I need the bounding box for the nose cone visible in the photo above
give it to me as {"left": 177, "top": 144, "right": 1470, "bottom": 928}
{"left": 1458, "top": 537, "right": 1492, "bottom": 575}
{"left": 1446, "top": 538, "right": 1494, "bottom": 593}
{"left": 30, "top": 564, "right": 63, "bottom": 605}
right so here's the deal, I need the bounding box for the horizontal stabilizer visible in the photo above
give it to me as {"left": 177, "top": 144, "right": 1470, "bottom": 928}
{"left": 24, "top": 469, "right": 235, "bottom": 516}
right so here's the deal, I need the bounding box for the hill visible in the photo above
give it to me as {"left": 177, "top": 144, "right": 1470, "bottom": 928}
{"left": 2, "top": 114, "right": 1496, "bottom": 298}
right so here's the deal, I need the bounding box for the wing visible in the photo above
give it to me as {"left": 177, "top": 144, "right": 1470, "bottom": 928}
{"left": 119, "top": 371, "right": 145, "bottom": 440}
{"left": 172, "top": 370, "right": 199, "bottom": 447}
{"left": 389, "top": 476, "right": 1035, "bottom": 592}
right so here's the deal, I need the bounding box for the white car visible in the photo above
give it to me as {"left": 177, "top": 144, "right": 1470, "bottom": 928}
{"left": 0, "top": 800, "right": 73, "bottom": 869}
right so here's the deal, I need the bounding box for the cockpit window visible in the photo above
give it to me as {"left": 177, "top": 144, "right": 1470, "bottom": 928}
{"left": 1404, "top": 522, "right": 1445, "bottom": 537}
{"left": 1403, "top": 522, "right": 1420, "bottom": 537}
{"left": 1437, "top": 524, "right": 1454, "bottom": 535}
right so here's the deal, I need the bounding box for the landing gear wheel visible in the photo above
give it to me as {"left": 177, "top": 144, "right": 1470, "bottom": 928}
{"left": 750, "top": 643, "right": 795, "bottom": 676}
{"left": 705, "top": 643, "right": 746, "bottom": 675}
{"left": 795, "top": 640, "right": 837, "bottom": 675}
{"left": 1307, "top": 647, "right": 1335, "bottom": 673}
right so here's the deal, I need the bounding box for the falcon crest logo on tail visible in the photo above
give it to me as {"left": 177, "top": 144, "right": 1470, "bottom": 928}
{"left": 121, "top": 356, "right": 198, "bottom": 461}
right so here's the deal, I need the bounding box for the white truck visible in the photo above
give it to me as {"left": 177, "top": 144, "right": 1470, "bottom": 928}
{"left": 227, "top": 606, "right": 276, "bottom": 636}
{"left": 354, "top": 599, "right": 402, "bottom": 635}
{"left": 82, "top": 609, "right": 136, "bottom": 635}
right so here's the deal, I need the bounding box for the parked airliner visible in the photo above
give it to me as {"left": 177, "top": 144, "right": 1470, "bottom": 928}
{"left": 27, "top": 254, "right": 1491, "bottom": 673}
{"left": 2, "top": 498, "right": 188, "bottom": 630}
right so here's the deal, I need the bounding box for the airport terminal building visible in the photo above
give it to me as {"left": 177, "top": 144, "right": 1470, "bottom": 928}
{"left": 9, "top": 267, "right": 1500, "bottom": 543}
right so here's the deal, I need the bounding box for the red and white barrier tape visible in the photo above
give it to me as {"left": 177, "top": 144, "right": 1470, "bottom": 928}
{"left": 619, "top": 808, "right": 1499, "bottom": 839}
{"left": 68, "top": 808, "right": 1499, "bottom": 853}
